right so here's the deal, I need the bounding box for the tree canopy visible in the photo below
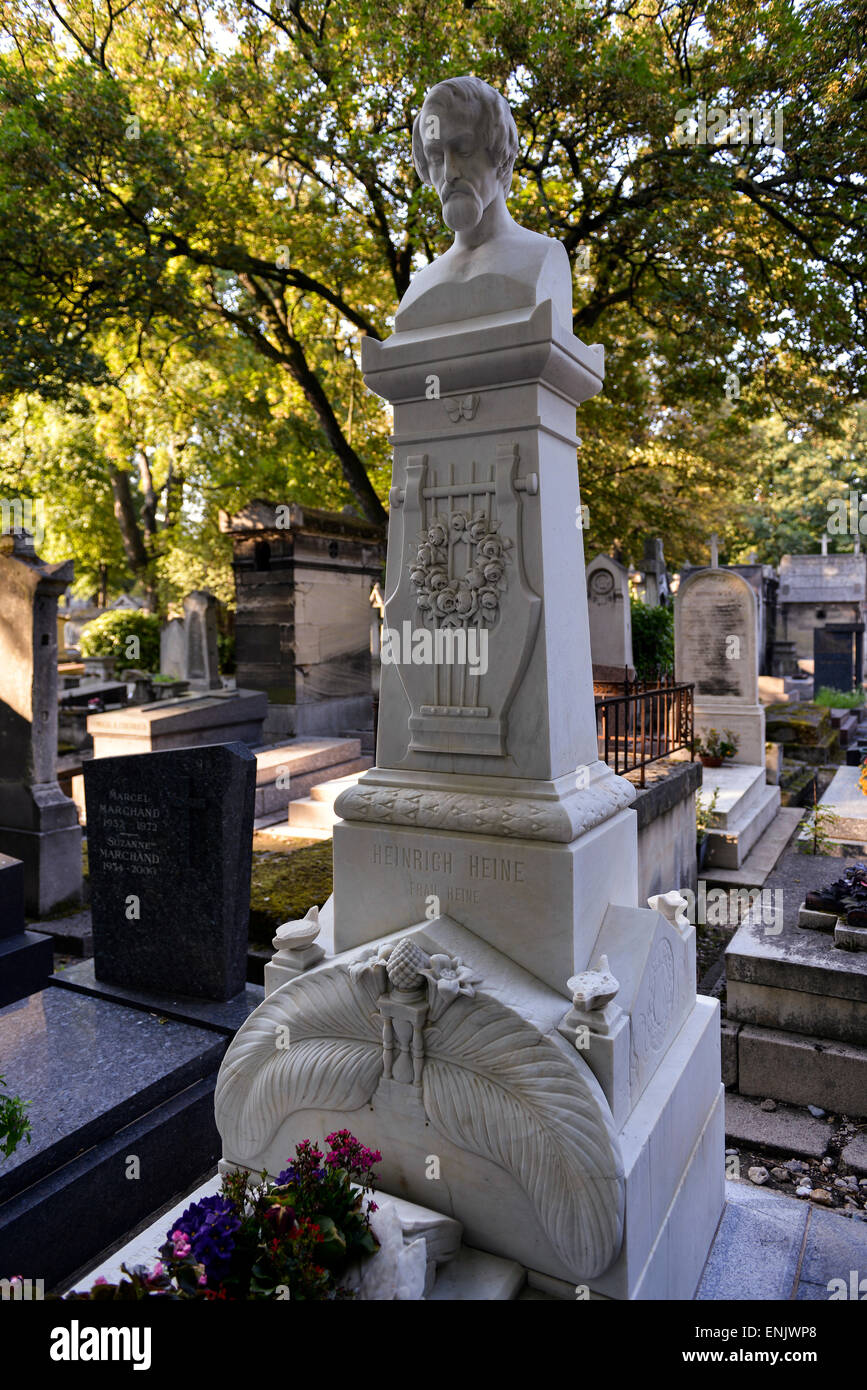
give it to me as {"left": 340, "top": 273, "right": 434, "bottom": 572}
{"left": 0, "top": 0, "right": 864, "bottom": 601}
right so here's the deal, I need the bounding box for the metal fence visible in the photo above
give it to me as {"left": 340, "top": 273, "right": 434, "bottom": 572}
{"left": 595, "top": 675, "right": 694, "bottom": 786}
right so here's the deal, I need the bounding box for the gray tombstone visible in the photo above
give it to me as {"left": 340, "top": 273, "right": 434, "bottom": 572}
{"left": 159, "top": 618, "right": 186, "bottom": 679}
{"left": 641, "top": 537, "right": 671, "bottom": 608}
{"left": 585, "top": 553, "right": 633, "bottom": 669}
{"left": 0, "top": 532, "right": 82, "bottom": 914}
{"left": 84, "top": 742, "right": 256, "bottom": 1001}
{"left": 675, "top": 566, "right": 765, "bottom": 764}
{"left": 183, "top": 591, "right": 221, "bottom": 690}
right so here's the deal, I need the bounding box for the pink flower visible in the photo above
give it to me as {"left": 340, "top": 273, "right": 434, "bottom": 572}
{"left": 171, "top": 1228, "right": 192, "bottom": 1258}
{"left": 93, "top": 1276, "right": 108, "bottom": 1286}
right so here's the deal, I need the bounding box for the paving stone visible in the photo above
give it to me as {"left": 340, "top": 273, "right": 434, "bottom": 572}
{"left": 841, "top": 1133, "right": 867, "bottom": 1176}
{"left": 725, "top": 1093, "right": 831, "bottom": 1159}
{"left": 795, "top": 1205, "right": 867, "bottom": 1300}
{"left": 697, "top": 1181, "right": 808, "bottom": 1300}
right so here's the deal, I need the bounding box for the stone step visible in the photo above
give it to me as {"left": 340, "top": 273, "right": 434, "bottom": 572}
{"left": 287, "top": 769, "right": 370, "bottom": 834}
{"left": 704, "top": 783, "right": 782, "bottom": 869}
{"left": 287, "top": 798, "right": 344, "bottom": 832}
{"left": 252, "top": 740, "right": 366, "bottom": 818}
{"left": 726, "top": 912, "right": 867, "bottom": 1046}
{"left": 699, "top": 764, "right": 767, "bottom": 829}
{"left": 311, "top": 773, "right": 366, "bottom": 804}
{"left": 830, "top": 706, "right": 865, "bottom": 728}
{"left": 731, "top": 1025, "right": 867, "bottom": 1117}
{"left": 703, "top": 806, "right": 804, "bottom": 889}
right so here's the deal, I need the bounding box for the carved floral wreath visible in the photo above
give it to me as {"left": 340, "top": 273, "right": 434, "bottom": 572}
{"left": 409, "top": 510, "right": 511, "bottom": 626}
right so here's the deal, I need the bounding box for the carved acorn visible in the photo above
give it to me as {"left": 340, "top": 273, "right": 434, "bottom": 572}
{"left": 385, "top": 937, "right": 428, "bottom": 991}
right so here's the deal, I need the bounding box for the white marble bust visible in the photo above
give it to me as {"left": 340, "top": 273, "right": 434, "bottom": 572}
{"left": 395, "top": 75, "right": 573, "bottom": 332}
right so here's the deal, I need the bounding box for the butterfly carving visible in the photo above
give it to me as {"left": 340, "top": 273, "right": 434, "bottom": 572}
{"left": 444, "top": 394, "right": 479, "bottom": 422}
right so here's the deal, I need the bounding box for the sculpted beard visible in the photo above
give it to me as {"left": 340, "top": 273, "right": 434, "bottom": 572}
{"left": 442, "top": 181, "right": 484, "bottom": 231}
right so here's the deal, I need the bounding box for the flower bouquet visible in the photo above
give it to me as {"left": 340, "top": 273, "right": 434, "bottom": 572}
{"left": 65, "top": 1131, "right": 382, "bottom": 1301}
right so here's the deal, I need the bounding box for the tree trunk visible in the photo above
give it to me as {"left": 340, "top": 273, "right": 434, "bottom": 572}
{"left": 108, "top": 465, "right": 156, "bottom": 605}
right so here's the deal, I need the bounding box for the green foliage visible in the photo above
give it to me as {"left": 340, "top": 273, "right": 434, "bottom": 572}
{"left": 799, "top": 781, "right": 841, "bottom": 856}
{"left": 813, "top": 686, "right": 866, "bottom": 709}
{"left": 630, "top": 599, "right": 674, "bottom": 680}
{"left": 217, "top": 632, "right": 236, "bottom": 676}
{"left": 0, "top": 1074, "right": 31, "bottom": 1160}
{"left": 695, "top": 788, "right": 720, "bottom": 846}
{"left": 79, "top": 610, "right": 161, "bottom": 672}
{"left": 693, "top": 728, "right": 739, "bottom": 760}
{"left": 0, "top": 0, "right": 864, "bottom": 570}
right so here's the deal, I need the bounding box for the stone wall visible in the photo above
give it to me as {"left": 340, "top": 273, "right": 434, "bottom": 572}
{"left": 629, "top": 759, "right": 702, "bottom": 903}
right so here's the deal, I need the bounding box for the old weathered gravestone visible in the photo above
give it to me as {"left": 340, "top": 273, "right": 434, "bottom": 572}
{"left": 586, "top": 553, "right": 633, "bottom": 669}
{"left": 641, "top": 536, "right": 670, "bottom": 608}
{"left": 0, "top": 531, "right": 82, "bottom": 914}
{"left": 675, "top": 566, "right": 765, "bottom": 764}
{"left": 159, "top": 617, "right": 186, "bottom": 679}
{"left": 183, "top": 591, "right": 221, "bottom": 690}
{"left": 84, "top": 742, "right": 256, "bottom": 1001}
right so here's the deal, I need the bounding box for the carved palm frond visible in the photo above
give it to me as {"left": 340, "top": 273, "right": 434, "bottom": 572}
{"left": 214, "top": 967, "right": 383, "bottom": 1164}
{"left": 423, "top": 997, "right": 624, "bottom": 1279}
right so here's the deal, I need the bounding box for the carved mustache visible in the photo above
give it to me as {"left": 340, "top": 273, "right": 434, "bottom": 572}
{"left": 443, "top": 181, "right": 479, "bottom": 200}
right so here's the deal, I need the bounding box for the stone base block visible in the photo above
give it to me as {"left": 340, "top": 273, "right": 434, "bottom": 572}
{"left": 694, "top": 700, "right": 766, "bottom": 768}
{"left": 726, "top": 915, "right": 867, "bottom": 1046}
{"left": 332, "top": 810, "right": 638, "bottom": 991}
{"left": 86, "top": 688, "right": 267, "bottom": 758}
{"left": 0, "top": 930, "right": 53, "bottom": 1007}
{"left": 736, "top": 1023, "right": 867, "bottom": 1117}
{"left": 262, "top": 695, "right": 373, "bottom": 741}
{"left": 591, "top": 996, "right": 725, "bottom": 1300}
{"left": 0, "top": 821, "right": 82, "bottom": 916}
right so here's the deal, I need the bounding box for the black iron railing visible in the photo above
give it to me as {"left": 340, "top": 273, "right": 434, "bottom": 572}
{"left": 595, "top": 675, "right": 694, "bottom": 786}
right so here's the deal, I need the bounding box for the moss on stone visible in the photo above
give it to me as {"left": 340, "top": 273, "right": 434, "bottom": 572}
{"left": 248, "top": 843, "right": 334, "bottom": 948}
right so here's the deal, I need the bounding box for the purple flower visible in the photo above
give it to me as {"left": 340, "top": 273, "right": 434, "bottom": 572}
{"left": 170, "top": 1195, "right": 241, "bottom": 1284}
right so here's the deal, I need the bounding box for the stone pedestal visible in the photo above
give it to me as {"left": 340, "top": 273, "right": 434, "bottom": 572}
{"left": 215, "top": 292, "right": 723, "bottom": 1299}
{"left": 0, "top": 533, "right": 82, "bottom": 915}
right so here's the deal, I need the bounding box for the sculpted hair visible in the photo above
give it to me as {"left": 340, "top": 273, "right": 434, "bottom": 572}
{"left": 412, "top": 76, "right": 519, "bottom": 194}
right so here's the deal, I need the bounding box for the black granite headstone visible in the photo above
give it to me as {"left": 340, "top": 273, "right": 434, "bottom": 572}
{"left": 84, "top": 742, "right": 256, "bottom": 1001}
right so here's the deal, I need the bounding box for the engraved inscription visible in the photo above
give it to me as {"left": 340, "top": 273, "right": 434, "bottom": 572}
{"left": 370, "top": 843, "right": 525, "bottom": 887}
{"left": 96, "top": 788, "right": 162, "bottom": 877}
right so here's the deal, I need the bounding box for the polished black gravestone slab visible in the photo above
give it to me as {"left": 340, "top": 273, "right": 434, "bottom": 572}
{"left": 84, "top": 741, "right": 256, "bottom": 1001}
{"left": 51, "top": 957, "right": 264, "bottom": 1035}
{"left": 0, "top": 852, "right": 52, "bottom": 1008}
{"left": 0, "top": 985, "right": 228, "bottom": 1286}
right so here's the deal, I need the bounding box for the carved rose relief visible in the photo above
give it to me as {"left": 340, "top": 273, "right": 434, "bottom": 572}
{"left": 410, "top": 509, "right": 512, "bottom": 627}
